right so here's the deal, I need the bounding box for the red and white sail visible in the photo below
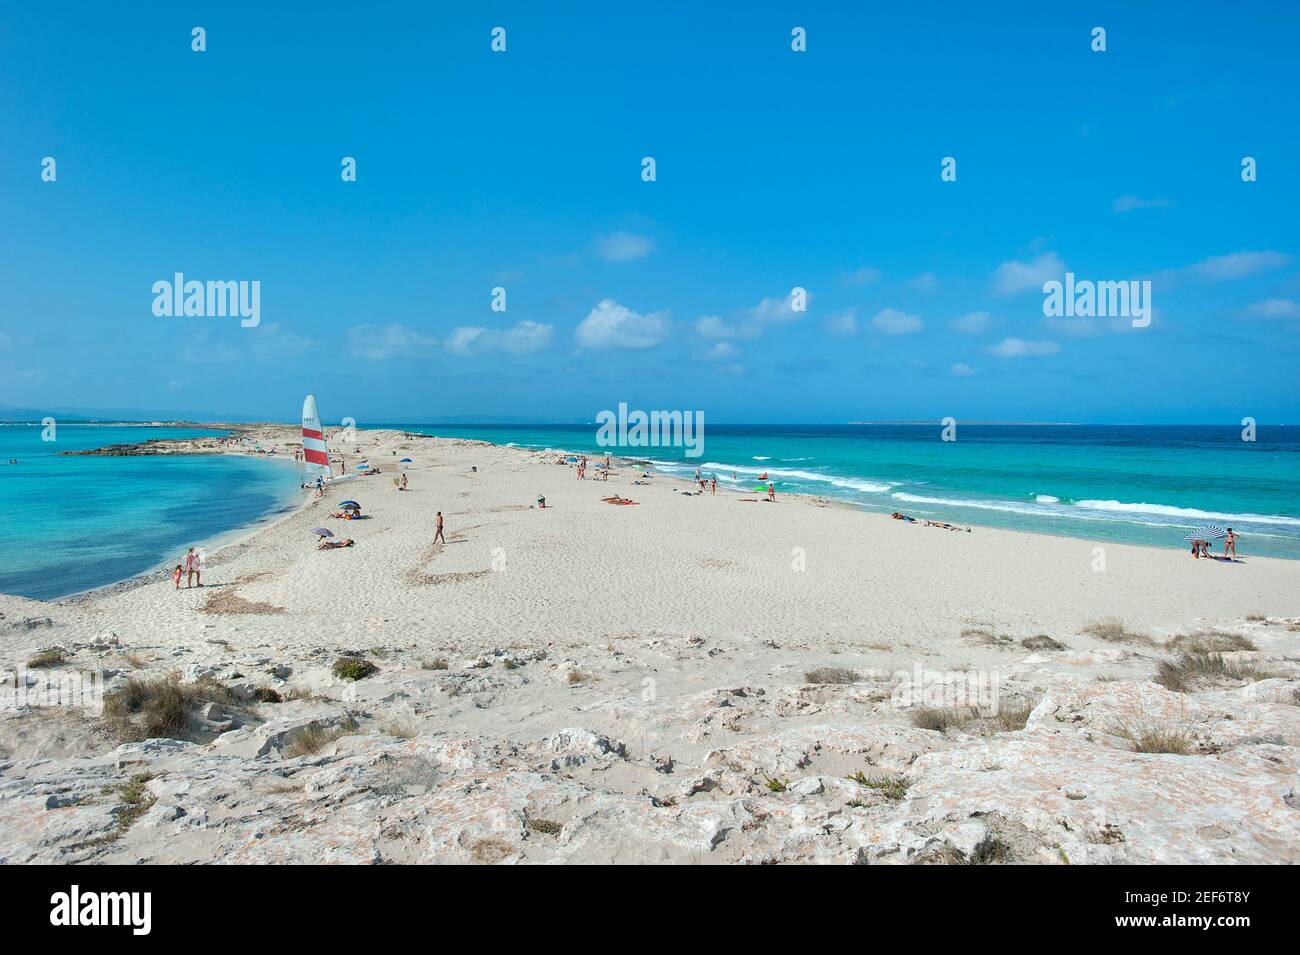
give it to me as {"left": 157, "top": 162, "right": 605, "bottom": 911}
{"left": 301, "top": 394, "right": 331, "bottom": 481}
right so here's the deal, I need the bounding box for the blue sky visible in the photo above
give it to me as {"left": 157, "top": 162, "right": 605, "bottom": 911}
{"left": 1, "top": 1, "right": 1297, "bottom": 424}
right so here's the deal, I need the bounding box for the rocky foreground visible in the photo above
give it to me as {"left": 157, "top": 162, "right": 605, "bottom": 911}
{"left": 2, "top": 621, "right": 1298, "bottom": 864}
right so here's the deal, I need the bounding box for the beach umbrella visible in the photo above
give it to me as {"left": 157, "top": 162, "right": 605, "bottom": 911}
{"left": 1183, "top": 525, "right": 1227, "bottom": 541}
{"left": 354, "top": 463, "right": 369, "bottom": 470}
{"left": 338, "top": 500, "right": 360, "bottom": 509}
{"left": 399, "top": 458, "right": 413, "bottom": 463}
{"left": 312, "top": 528, "right": 334, "bottom": 538}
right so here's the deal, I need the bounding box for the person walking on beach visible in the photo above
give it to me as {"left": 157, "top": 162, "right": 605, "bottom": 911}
{"left": 710, "top": 476, "right": 717, "bottom": 495}
{"left": 1225, "top": 527, "right": 1237, "bottom": 559}
{"left": 434, "top": 511, "right": 445, "bottom": 545}
{"left": 184, "top": 547, "right": 202, "bottom": 587}
{"left": 767, "top": 482, "right": 776, "bottom": 502}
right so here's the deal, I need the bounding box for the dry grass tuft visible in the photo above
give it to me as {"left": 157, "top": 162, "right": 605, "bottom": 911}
{"left": 421, "top": 657, "right": 450, "bottom": 670}
{"left": 804, "top": 666, "right": 860, "bottom": 685}
{"left": 909, "top": 705, "right": 979, "bottom": 733}
{"left": 1021, "top": 635, "right": 1066, "bottom": 652}
{"left": 1154, "top": 650, "right": 1271, "bottom": 692}
{"left": 1110, "top": 718, "right": 1195, "bottom": 755}
{"left": 469, "top": 836, "right": 515, "bottom": 864}
{"left": 282, "top": 717, "right": 361, "bottom": 758}
{"left": 1082, "top": 617, "right": 1151, "bottom": 645}
{"left": 1165, "top": 630, "right": 1256, "bottom": 653}
{"left": 26, "top": 649, "right": 66, "bottom": 669}
{"left": 526, "top": 818, "right": 563, "bottom": 836}
{"left": 102, "top": 673, "right": 237, "bottom": 742}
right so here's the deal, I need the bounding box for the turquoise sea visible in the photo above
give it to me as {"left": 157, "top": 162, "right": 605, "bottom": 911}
{"left": 393, "top": 423, "right": 1300, "bottom": 561}
{"left": 3, "top": 421, "right": 1298, "bottom": 602}
{"left": 0, "top": 425, "right": 303, "bottom": 601}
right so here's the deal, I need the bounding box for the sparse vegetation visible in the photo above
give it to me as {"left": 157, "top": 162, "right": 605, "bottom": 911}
{"left": 331, "top": 657, "right": 378, "bottom": 681}
{"left": 282, "top": 717, "right": 361, "bottom": 758}
{"left": 804, "top": 666, "right": 860, "bottom": 685}
{"left": 909, "top": 705, "right": 978, "bottom": 733}
{"left": 992, "top": 698, "right": 1038, "bottom": 731}
{"left": 88, "top": 773, "right": 157, "bottom": 847}
{"left": 102, "top": 673, "right": 237, "bottom": 742}
{"left": 1111, "top": 719, "right": 1195, "bottom": 755}
{"left": 962, "top": 627, "right": 1014, "bottom": 647}
{"left": 847, "top": 770, "right": 909, "bottom": 800}
{"left": 909, "top": 698, "right": 1036, "bottom": 734}
{"left": 253, "top": 687, "right": 283, "bottom": 703}
{"left": 565, "top": 669, "right": 591, "bottom": 685}
{"left": 1021, "top": 635, "right": 1066, "bottom": 652}
{"left": 421, "top": 657, "right": 449, "bottom": 670}
{"left": 1154, "top": 650, "right": 1269, "bottom": 693}
{"left": 526, "top": 817, "right": 563, "bottom": 835}
{"left": 763, "top": 775, "right": 790, "bottom": 793}
{"left": 381, "top": 723, "right": 415, "bottom": 739}
{"left": 1165, "top": 630, "right": 1255, "bottom": 653}
{"left": 469, "top": 836, "right": 514, "bottom": 864}
{"left": 1082, "top": 618, "right": 1151, "bottom": 645}
{"left": 969, "top": 837, "right": 1013, "bottom": 865}
{"left": 503, "top": 658, "right": 518, "bottom": 670}
{"left": 120, "top": 652, "right": 149, "bottom": 669}
{"left": 26, "top": 649, "right": 66, "bottom": 669}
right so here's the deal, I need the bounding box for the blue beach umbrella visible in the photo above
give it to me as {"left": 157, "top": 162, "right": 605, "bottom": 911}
{"left": 338, "top": 500, "right": 360, "bottom": 509}
{"left": 399, "top": 458, "right": 413, "bottom": 463}
{"left": 312, "top": 527, "right": 334, "bottom": 538}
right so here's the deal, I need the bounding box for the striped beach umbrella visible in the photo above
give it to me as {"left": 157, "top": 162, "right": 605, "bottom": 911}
{"left": 1183, "top": 525, "right": 1228, "bottom": 541}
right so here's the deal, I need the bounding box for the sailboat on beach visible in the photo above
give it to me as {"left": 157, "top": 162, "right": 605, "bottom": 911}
{"left": 301, "top": 393, "right": 342, "bottom": 485}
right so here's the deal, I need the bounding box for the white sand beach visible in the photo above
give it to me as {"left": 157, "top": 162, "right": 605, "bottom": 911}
{"left": 2, "top": 428, "right": 1298, "bottom": 864}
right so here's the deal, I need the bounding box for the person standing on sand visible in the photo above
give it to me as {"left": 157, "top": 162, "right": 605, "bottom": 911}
{"left": 434, "top": 511, "right": 445, "bottom": 545}
{"left": 767, "top": 483, "right": 776, "bottom": 502}
{"left": 184, "top": 547, "right": 202, "bottom": 587}
{"left": 1225, "top": 528, "right": 1237, "bottom": 559}
{"left": 710, "top": 476, "right": 717, "bottom": 495}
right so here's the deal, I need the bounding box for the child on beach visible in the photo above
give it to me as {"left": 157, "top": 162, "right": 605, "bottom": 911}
{"left": 172, "top": 564, "right": 183, "bottom": 589}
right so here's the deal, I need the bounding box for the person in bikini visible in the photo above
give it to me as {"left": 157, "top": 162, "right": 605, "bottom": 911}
{"left": 434, "top": 511, "right": 446, "bottom": 544}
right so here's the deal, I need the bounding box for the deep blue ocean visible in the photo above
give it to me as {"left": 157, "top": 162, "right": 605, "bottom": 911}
{"left": 2, "top": 421, "right": 1297, "bottom": 602}
{"left": 0, "top": 425, "right": 303, "bottom": 600}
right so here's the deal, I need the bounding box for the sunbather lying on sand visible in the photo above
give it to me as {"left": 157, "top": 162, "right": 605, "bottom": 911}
{"left": 318, "top": 538, "right": 355, "bottom": 549}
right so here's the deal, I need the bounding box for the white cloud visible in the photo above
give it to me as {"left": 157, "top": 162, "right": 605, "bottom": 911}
{"left": 1245, "top": 298, "right": 1300, "bottom": 319}
{"left": 870, "top": 308, "right": 922, "bottom": 335}
{"left": 705, "top": 341, "right": 737, "bottom": 360}
{"left": 445, "top": 320, "right": 553, "bottom": 356}
{"left": 595, "top": 231, "right": 653, "bottom": 263}
{"left": 823, "top": 308, "right": 858, "bottom": 336}
{"left": 907, "top": 272, "right": 939, "bottom": 292}
{"left": 696, "top": 314, "right": 742, "bottom": 339}
{"left": 986, "top": 337, "right": 1060, "bottom": 358}
{"left": 948, "top": 310, "right": 993, "bottom": 335}
{"left": 347, "top": 323, "right": 438, "bottom": 360}
{"left": 576, "top": 299, "right": 668, "bottom": 349}
{"left": 992, "top": 252, "right": 1065, "bottom": 296}
{"left": 842, "top": 266, "right": 880, "bottom": 287}
{"left": 1190, "top": 250, "right": 1291, "bottom": 281}
{"left": 1112, "top": 195, "right": 1171, "bottom": 214}
{"left": 951, "top": 363, "right": 975, "bottom": 377}
{"left": 747, "top": 291, "right": 807, "bottom": 325}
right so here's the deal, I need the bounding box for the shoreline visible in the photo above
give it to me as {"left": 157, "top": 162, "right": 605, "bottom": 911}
{"left": 8, "top": 425, "right": 1299, "bottom": 605}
